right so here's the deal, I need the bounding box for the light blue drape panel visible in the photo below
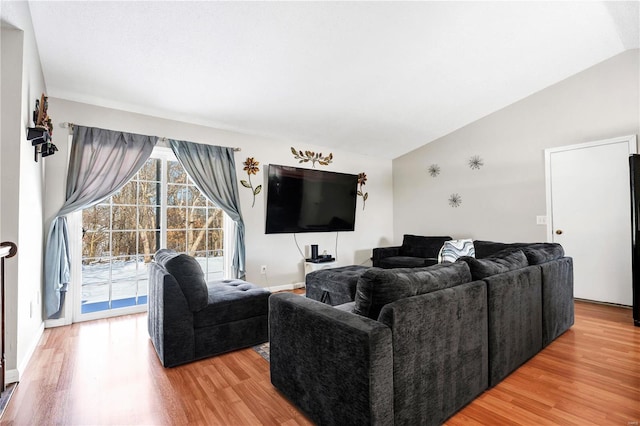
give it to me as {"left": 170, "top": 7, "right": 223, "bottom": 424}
{"left": 44, "top": 126, "right": 157, "bottom": 318}
{"left": 169, "top": 140, "right": 246, "bottom": 279}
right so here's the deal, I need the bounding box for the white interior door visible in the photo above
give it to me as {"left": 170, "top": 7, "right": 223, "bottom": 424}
{"left": 546, "top": 135, "right": 637, "bottom": 306}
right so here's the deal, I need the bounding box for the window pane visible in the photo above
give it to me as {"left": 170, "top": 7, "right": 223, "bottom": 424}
{"left": 207, "top": 229, "right": 224, "bottom": 252}
{"left": 111, "top": 231, "right": 137, "bottom": 256}
{"left": 167, "top": 160, "right": 187, "bottom": 183}
{"left": 138, "top": 181, "right": 160, "bottom": 206}
{"left": 209, "top": 209, "right": 224, "bottom": 228}
{"left": 167, "top": 207, "right": 186, "bottom": 229}
{"left": 138, "top": 230, "right": 158, "bottom": 259}
{"left": 112, "top": 180, "right": 137, "bottom": 205}
{"left": 167, "top": 230, "right": 186, "bottom": 252}
{"left": 82, "top": 259, "right": 110, "bottom": 284}
{"left": 82, "top": 230, "right": 110, "bottom": 259}
{"left": 189, "top": 208, "right": 207, "bottom": 229}
{"left": 82, "top": 205, "right": 110, "bottom": 231}
{"left": 81, "top": 282, "right": 110, "bottom": 314}
{"left": 187, "top": 229, "right": 207, "bottom": 253}
{"left": 138, "top": 206, "right": 159, "bottom": 230}
{"left": 112, "top": 206, "right": 137, "bottom": 230}
{"left": 138, "top": 158, "right": 160, "bottom": 181}
{"left": 191, "top": 191, "right": 207, "bottom": 208}
{"left": 167, "top": 184, "right": 190, "bottom": 206}
{"left": 137, "top": 280, "right": 148, "bottom": 305}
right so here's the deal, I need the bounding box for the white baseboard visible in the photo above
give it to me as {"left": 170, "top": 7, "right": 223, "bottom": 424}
{"left": 267, "top": 282, "right": 305, "bottom": 293}
{"left": 6, "top": 321, "right": 45, "bottom": 385}
{"left": 5, "top": 369, "right": 19, "bottom": 385}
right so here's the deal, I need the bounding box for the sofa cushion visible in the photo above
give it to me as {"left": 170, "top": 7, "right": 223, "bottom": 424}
{"left": 193, "top": 279, "right": 270, "bottom": 328}
{"left": 458, "top": 249, "right": 528, "bottom": 280}
{"left": 521, "top": 243, "right": 564, "bottom": 265}
{"left": 399, "top": 235, "right": 452, "bottom": 258}
{"left": 472, "top": 240, "right": 528, "bottom": 259}
{"left": 154, "top": 248, "right": 179, "bottom": 267}
{"left": 378, "top": 256, "right": 432, "bottom": 269}
{"left": 353, "top": 262, "right": 472, "bottom": 319}
{"left": 163, "top": 253, "right": 209, "bottom": 312}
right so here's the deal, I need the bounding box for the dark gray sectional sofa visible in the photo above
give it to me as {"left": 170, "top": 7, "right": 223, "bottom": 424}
{"left": 269, "top": 240, "right": 573, "bottom": 425}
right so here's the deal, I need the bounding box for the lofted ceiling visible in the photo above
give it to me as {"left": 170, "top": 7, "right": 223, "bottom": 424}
{"left": 24, "top": 1, "right": 640, "bottom": 159}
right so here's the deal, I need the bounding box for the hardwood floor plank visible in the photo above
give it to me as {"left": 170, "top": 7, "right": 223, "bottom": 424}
{"left": 1, "top": 301, "right": 638, "bottom": 425}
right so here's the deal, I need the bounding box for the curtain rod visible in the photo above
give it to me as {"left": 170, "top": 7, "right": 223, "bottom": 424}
{"left": 60, "top": 122, "right": 241, "bottom": 152}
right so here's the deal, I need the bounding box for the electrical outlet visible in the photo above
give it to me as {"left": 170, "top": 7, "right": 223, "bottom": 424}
{"left": 260, "top": 265, "right": 267, "bottom": 274}
{"left": 536, "top": 215, "right": 548, "bottom": 225}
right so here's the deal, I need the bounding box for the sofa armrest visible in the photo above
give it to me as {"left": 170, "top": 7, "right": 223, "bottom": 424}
{"left": 148, "top": 263, "right": 195, "bottom": 367}
{"left": 269, "top": 293, "right": 394, "bottom": 425}
{"left": 372, "top": 246, "right": 401, "bottom": 266}
{"left": 540, "top": 257, "right": 574, "bottom": 346}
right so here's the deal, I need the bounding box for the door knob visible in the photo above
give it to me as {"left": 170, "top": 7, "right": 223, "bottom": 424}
{"left": 555, "top": 229, "right": 563, "bottom": 235}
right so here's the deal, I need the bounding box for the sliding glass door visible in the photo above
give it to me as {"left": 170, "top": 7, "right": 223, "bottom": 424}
{"left": 76, "top": 148, "right": 227, "bottom": 321}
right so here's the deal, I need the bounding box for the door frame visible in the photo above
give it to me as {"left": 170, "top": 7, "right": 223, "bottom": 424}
{"left": 544, "top": 134, "right": 638, "bottom": 242}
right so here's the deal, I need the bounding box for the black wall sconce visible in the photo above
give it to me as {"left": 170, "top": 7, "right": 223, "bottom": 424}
{"left": 27, "top": 93, "right": 58, "bottom": 162}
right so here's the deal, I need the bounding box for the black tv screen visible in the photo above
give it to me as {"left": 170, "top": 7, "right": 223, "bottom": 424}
{"left": 265, "top": 164, "right": 358, "bottom": 234}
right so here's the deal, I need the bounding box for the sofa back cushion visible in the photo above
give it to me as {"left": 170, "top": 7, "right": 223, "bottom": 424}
{"left": 472, "top": 240, "right": 528, "bottom": 258}
{"left": 155, "top": 249, "right": 208, "bottom": 312}
{"left": 400, "top": 235, "right": 452, "bottom": 258}
{"left": 521, "top": 243, "right": 564, "bottom": 265}
{"left": 354, "top": 262, "right": 472, "bottom": 319}
{"left": 457, "top": 249, "right": 528, "bottom": 280}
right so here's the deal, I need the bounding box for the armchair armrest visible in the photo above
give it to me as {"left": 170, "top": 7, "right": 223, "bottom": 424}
{"left": 269, "top": 293, "right": 394, "bottom": 425}
{"left": 148, "top": 263, "right": 195, "bottom": 367}
{"left": 372, "top": 245, "right": 401, "bottom": 267}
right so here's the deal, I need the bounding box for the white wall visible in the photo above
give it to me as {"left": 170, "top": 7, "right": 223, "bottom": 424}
{"left": 393, "top": 49, "right": 640, "bottom": 244}
{"left": 1, "top": 1, "right": 47, "bottom": 382}
{"left": 45, "top": 99, "right": 394, "bottom": 298}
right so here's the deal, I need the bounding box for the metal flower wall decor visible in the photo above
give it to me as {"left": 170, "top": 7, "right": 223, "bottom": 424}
{"left": 290, "top": 147, "right": 333, "bottom": 168}
{"left": 357, "top": 172, "right": 368, "bottom": 210}
{"left": 241, "top": 157, "right": 261, "bottom": 207}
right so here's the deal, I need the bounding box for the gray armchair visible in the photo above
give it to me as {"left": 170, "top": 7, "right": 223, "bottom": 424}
{"left": 148, "top": 249, "right": 270, "bottom": 367}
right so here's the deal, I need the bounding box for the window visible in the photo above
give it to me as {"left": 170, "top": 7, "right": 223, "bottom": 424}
{"left": 80, "top": 151, "right": 225, "bottom": 315}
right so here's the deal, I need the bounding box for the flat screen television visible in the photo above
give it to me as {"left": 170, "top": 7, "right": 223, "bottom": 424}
{"left": 265, "top": 164, "right": 358, "bottom": 234}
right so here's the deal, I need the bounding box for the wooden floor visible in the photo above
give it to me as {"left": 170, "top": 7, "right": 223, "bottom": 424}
{"left": 1, "top": 300, "right": 638, "bottom": 425}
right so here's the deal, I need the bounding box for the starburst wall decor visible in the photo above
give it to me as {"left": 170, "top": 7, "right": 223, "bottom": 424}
{"left": 468, "top": 155, "right": 484, "bottom": 170}
{"left": 428, "top": 164, "right": 440, "bottom": 177}
{"left": 448, "top": 193, "right": 462, "bottom": 208}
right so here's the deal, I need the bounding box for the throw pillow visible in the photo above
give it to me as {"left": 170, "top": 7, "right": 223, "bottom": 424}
{"left": 457, "top": 249, "right": 528, "bottom": 280}
{"left": 164, "top": 254, "right": 209, "bottom": 312}
{"left": 438, "top": 239, "right": 475, "bottom": 263}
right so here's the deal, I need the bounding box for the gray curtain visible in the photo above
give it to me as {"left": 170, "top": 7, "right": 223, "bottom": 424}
{"left": 44, "top": 126, "right": 157, "bottom": 318}
{"left": 169, "top": 139, "right": 246, "bottom": 279}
